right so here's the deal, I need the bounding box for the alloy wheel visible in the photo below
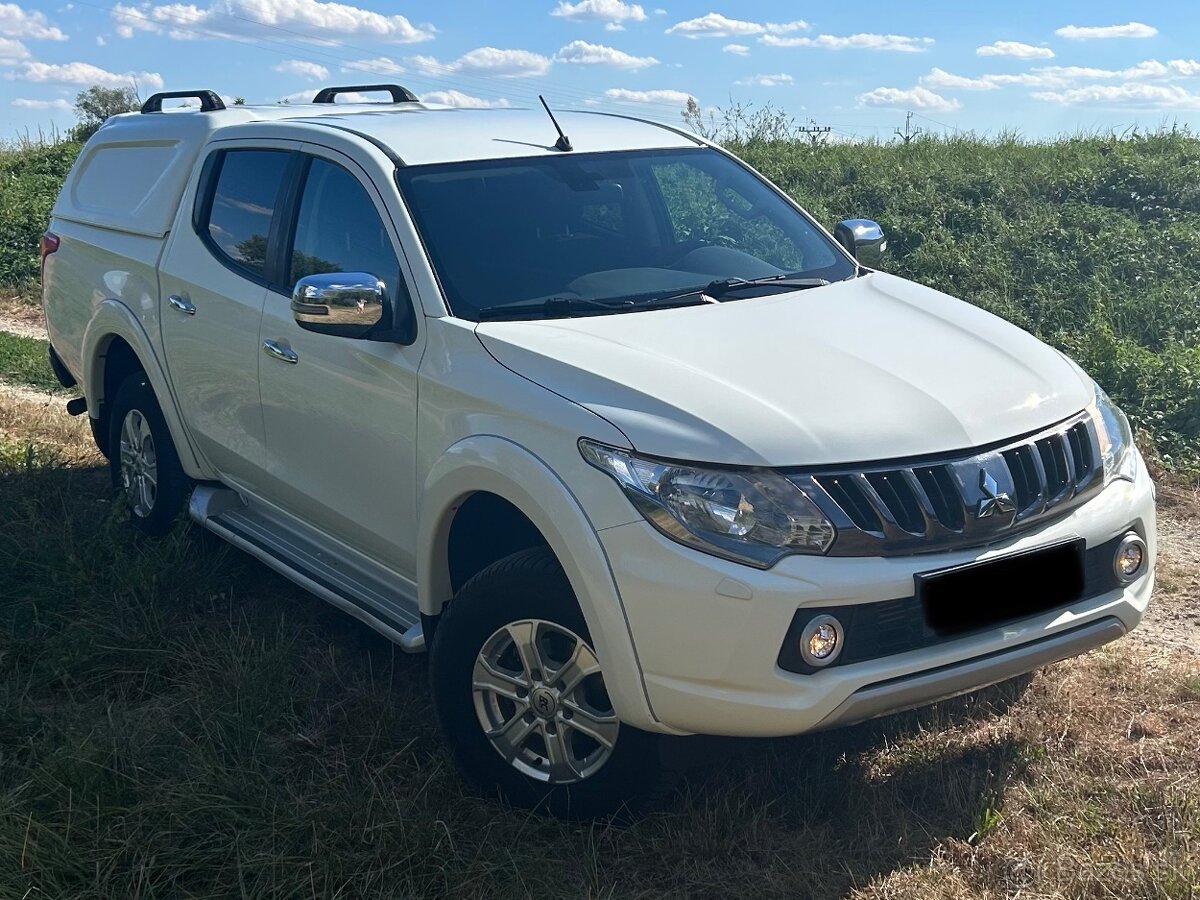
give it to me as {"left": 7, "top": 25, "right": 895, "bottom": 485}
{"left": 118, "top": 408, "right": 158, "bottom": 518}
{"left": 472, "top": 618, "right": 619, "bottom": 784}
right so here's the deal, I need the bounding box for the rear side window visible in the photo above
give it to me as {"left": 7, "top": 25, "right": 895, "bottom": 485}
{"left": 204, "top": 150, "right": 290, "bottom": 277}
{"left": 288, "top": 158, "right": 400, "bottom": 297}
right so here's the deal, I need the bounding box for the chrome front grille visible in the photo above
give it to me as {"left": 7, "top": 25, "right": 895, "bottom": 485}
{"left": 789, "top": 413, "right": 1103, "bottom": 557}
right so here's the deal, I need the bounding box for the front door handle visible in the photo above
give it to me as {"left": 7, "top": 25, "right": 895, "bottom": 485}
{"left": 168, "top": 294, "right": 196, "bottom": 315}
{"left": 262, "top": 339, "right": 298, "bottom": 364}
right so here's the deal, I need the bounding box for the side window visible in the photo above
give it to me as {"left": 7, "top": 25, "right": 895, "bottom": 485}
{"left": 289, "top": 158, "right": 402, "bottom": 300}
{"left": 204, "top": 150, "right": 290, "bottom": 277}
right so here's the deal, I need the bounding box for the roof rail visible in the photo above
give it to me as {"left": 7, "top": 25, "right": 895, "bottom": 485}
{"left": 141, "top": 90, "right": 226, "bottom": 113}
{"left": 312, "top": 84, "right": 420, "bottom": 104}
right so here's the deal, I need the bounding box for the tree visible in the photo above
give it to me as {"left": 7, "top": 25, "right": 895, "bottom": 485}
{"left": 72, "top": 85, "right": 140, "bottom": 141}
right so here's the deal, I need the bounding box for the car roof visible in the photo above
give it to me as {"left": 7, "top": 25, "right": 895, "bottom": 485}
{"left": 225, "top": 105, "right": 702, "bottom": 166}
{"left": 104, "top": 102, "right": 703, "bottom": 167}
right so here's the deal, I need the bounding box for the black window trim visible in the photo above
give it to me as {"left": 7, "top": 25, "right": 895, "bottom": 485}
{"left": 272, "top": 149, "right": 419, "bottom": 345}
{"left": 192, "top": 147, "right": 299, "bottom": 292}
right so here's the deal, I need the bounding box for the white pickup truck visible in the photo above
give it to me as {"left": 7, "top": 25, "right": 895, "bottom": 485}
{"left": 42, "top": 85, "right": 1156, "bottom": 819}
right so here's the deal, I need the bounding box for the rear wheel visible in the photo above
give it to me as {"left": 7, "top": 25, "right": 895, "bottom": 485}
{"left": 108, "top": 373, "right": 190, "bottom": 535}
{"left": 430, "top": 547, "right": 667, "bottom": 820}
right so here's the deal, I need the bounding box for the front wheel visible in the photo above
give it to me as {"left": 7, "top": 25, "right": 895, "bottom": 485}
{"left": 430, "top": 548, "right": 667, "bottom": 820}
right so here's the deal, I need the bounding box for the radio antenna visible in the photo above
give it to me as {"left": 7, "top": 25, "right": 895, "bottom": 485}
{"left": 538, "top": 95, "right": 573, "bottom": 152}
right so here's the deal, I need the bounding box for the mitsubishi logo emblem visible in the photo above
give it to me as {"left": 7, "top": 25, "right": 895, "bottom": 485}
{"left": 977, "top": 469, "right": 1016, "bottom": 519}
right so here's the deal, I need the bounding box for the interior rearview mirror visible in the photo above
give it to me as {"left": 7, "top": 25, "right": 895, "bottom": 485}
{"left": 834, "top": 219, "right": 887, "bottom": 269}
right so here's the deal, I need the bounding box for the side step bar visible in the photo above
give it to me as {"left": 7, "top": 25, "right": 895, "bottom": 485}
{"left": 188, "top": 485, "right": 426, "bottom": 653}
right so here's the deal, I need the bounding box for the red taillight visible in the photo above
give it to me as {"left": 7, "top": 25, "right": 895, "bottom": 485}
{"left": 40, "top": 231, "right": 60, "bottom": 281}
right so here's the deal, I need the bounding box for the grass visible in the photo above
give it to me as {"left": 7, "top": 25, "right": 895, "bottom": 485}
{"left": 0, "top": 330, "right": 63, "bottom": 393}
{"left": 0, "top": 430, "right": 1197, "bottom": 898}
{"left": 3, "top": 129, "right": 1200, "bottom": 472}
{"left": 1, "top": 129, "right": 1199, "bottom": 897}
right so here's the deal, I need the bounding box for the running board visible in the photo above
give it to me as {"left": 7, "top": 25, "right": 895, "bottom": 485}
{"left": 188, "top": 485, "right": 426, "bottom": 653}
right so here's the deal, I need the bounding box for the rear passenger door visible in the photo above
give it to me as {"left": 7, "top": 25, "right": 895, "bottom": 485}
{"left": 256, "top": 147, "right": 425, "bottom": 577}
{"left": 159, "top": 141, "right": 298, "bottom": 491}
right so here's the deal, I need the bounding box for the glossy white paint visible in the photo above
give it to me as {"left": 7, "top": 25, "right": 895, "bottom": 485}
{"left": 478, "top": 271, "right": 1096, "bottom": 467}
{"left": 42, "top": 99, "right": 1157, "bottom": 746}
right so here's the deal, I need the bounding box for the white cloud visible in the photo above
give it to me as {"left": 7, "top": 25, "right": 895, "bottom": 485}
{"left": 1033, "top": 82, "right": 1200, "bottom": 108}
{"left": 858, "top": 85, "right": 960, "bottom": 112}
{"left": 272, "top": 59, "right": 328, "bottom": 80}
{"left": 920, "top": 59, "right": 1200, "bottom": 93}
{"left": 95, "top": 35, "right": 106, "bottom": 45}
{"left": 1055, "top": 22, "right": 1157, "bottom": 41}
{"left": 409, "top": 47, "right": 552, "bottom": 78}
{"left": 0, "top": 4, "right": 68, "bottom": 40}
{"left": 0, "top": 37, "right": 31, "bottom": 63}
{"left": 422, "top": 89, "right": 511, "bottom": 108}
{"left": 111, "top": 0, "right": 434, "bottom": 43}
{"left": 604, "top": 87, "right": 694, "bottom": 105}
{"left": 976, "top": 40, "right": 1053, "bottom": 59}
{"left": 734, "top": 72, "right": 793, "bottom": 86}
{"left": 722, "top": 43, "right": 749, "bottom": 55}
{"left": 12, "top": 96, "right": 72, "bottom": 110}
{"left": 762, "top": 32, "right": 933, "bottom": 52}
{"left": 6, "top": 60, "right": 164, "bottom": 90}
{"left": 554, "top": 39, "right": 657, "bottom": 69}
{"left": 666, "top": 13, "right": 807, "bottom": 39}
{"left": 341, "top": 56, "right": 404, "bottom": 76}
{"left": 551, "top": 0, "right": 646, "bottom": 27}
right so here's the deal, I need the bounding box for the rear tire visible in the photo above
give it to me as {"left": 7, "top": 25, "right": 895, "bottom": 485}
{"left": 430, "top": 547, "right": 667, "bottom": 820}
{"left": 108, "top": 373, "right": 190, "bottom": 536}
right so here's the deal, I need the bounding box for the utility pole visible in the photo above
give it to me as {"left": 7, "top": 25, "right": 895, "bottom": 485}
{"left": 797, "top": 119, "right": 832, "bottom": 146}
{"left": 894, "top": 110, "right": 923, "bottom": 144}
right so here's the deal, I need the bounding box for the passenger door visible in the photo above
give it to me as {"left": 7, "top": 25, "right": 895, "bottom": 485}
{"left": 256, "top": 148, "right": 425, "bottom": 576}
{"left": 159, "top": 143, "right": 297, "bottom": 490}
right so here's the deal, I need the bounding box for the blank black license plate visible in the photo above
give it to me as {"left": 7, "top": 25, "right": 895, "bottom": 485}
{"left": 917, "top": 539, "right": 1086, "bottom": 636}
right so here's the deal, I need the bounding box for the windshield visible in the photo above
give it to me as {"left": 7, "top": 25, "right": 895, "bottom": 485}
{"left": 396, "top": 147, "right": 856, "bottom": 322}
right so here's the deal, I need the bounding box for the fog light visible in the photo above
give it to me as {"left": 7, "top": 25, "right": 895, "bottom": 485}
{"left": 799, "top": 615, "right": 844, "bottom": 667}
{"left": 1113, "top": 533, "right": 1147, "bottom": 584}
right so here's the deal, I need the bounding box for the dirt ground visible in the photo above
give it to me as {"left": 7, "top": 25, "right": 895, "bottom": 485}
{"left": 0, "top": 304, "right": 1195, "bottom": 653}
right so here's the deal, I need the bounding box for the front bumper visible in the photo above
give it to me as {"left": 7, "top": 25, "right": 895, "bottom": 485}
{"left": 597, "top": 460, "right": 1156, "bottom": 737}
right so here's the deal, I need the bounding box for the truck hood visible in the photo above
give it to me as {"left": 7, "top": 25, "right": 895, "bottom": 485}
{"left": 475, "top": 272, "right": 1093, "bottom": 467}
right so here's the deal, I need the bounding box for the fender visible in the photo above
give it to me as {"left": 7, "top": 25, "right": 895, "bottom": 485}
{"left": 418, "top": 435, "right": 668, "bottom": 732}
{"left": 81, "top": 299, "right": 216, "bottom": 480}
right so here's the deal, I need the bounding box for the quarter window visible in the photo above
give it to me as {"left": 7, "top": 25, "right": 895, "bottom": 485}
{"left": 204, "top": 149, "right": 290, "bottom": 277}
{"left": 289, "top": 158, "right": 400, "bottom": 298}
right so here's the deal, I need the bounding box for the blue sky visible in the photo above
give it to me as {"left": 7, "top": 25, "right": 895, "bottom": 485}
{"left": 3, "top": 0, "right": 1199, "bottom": 139}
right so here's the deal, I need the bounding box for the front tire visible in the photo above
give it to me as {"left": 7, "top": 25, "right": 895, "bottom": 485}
{"left": 108, "top": 373, "right": 190, "bottom": 535}
{"left": 430, "top": 547, "right": 666, "bottom": 820}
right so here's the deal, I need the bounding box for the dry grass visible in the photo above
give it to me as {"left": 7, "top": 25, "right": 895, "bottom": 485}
{"left": 0, "top": 321, "right": 1197, "bottom": 898}
{"left": 0, "top": 286, "right": 46, "bottom": 340}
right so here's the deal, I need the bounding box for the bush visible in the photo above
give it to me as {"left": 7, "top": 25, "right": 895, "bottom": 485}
{"left": 0, "top": 140, "right": 81, "bottom": 290}
{"left": 1, "top": 127, "right": 1197, "bottom": 471}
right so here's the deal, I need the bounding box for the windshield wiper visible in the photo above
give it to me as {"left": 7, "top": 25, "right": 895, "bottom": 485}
{"left": 644, "top": 273, "right": 832, "bottom": 308}
{"left": 477, "top": 291, "right": 716, "bottom": 321}
{"left": 477, "top": 296, "right": 632, "bottom": 321}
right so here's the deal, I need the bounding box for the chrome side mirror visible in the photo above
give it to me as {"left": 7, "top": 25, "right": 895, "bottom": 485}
{"left": 834, "top": 219, "right": 887, "bottom": 268}
{"left": 291, "top": 272, "right": 386, "bottom": 338}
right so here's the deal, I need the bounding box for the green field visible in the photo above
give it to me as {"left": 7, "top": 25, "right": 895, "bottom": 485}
{"left": 3, "top": 130, "right": 1199, "bottom": 471}
{"left": 1, "top": 132, "right": 1198, "bottom": 898}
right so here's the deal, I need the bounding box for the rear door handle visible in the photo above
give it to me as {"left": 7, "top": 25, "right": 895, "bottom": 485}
{"left": 168, "top": 294, "right": 196, "bottom": 315}
{"left": 262, "top": 339, "right": 298, "bottom": 364}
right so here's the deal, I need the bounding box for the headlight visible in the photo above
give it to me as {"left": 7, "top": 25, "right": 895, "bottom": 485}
{"left": 579, "top": 440, "right": 835, "bottom": 568}
{"left": 1086, "top": 383, "right": 1137, "bottom": 483}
